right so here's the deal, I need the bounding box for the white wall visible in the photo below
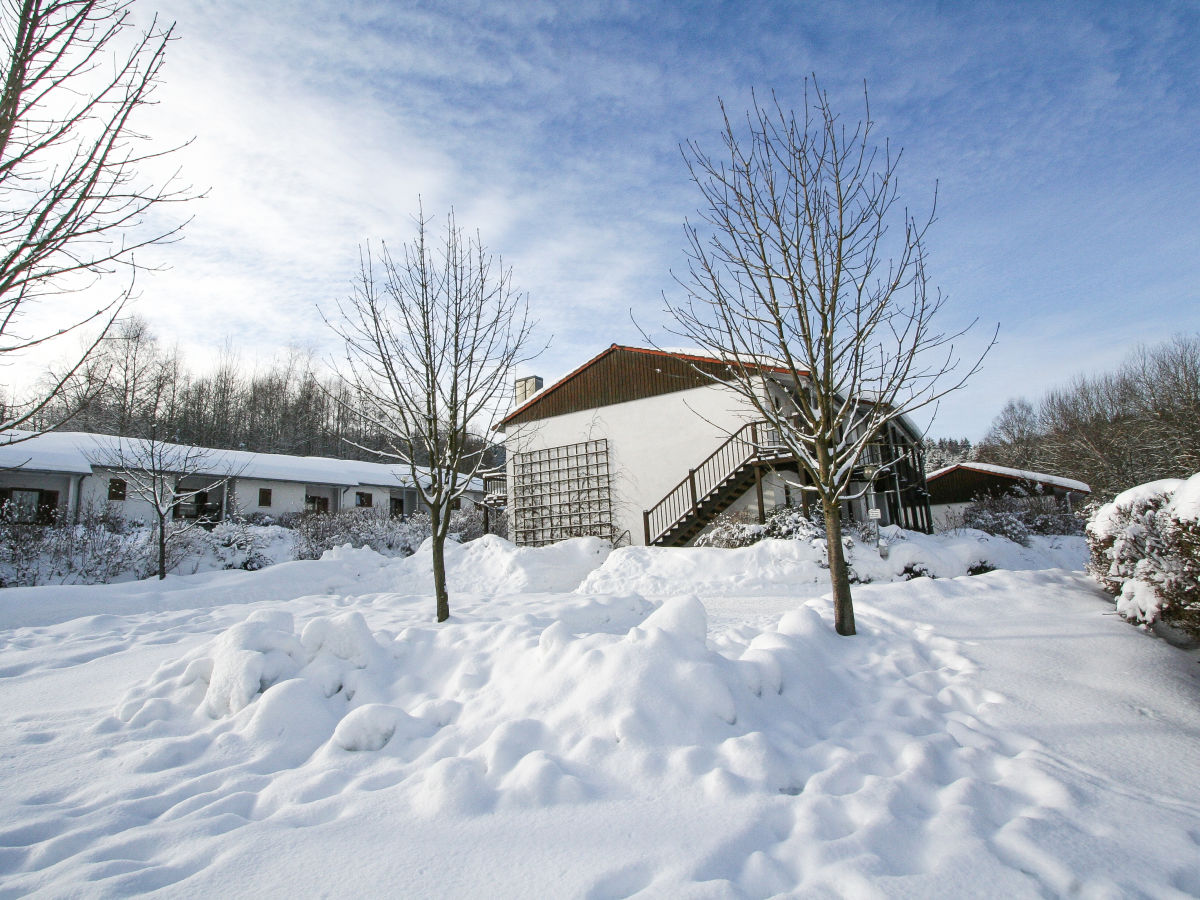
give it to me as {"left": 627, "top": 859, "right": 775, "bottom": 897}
{"left": 346, "top": 483, "right": 395, "bottom": 513}
{"left": 930, "top": 501, "right": 969, "bottom": 531}
{"left": 231, "top": 478, "right": 308, "bottom": 517}
{"left": 505, "top": 381, "right": 764, "bottom": 545}
{"left": 80, "top": 469, "right": 159, "bottom": 525}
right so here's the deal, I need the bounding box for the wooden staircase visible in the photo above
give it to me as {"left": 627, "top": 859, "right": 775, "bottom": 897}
{"left": 643, "top": 421, "right": 791, "bottom": 547}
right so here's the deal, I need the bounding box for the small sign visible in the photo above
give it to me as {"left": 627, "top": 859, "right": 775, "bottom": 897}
{"left": 868, "top": 508, "right": 882, "bottom": 520}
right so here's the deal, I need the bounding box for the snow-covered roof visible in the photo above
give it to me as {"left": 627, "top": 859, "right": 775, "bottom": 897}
{"left": 927, "top": 461, "right": 1090, "bottom": 494}
{"left": 0, "top": 431, "right": 485, "bottom": 492}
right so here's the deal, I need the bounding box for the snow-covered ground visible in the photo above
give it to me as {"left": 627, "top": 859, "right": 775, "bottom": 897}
{"left": 2, "top": 532, "right": 1199, "bottom": 898}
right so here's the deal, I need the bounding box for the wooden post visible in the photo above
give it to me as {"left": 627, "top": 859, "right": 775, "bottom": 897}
{"left": 755, "top": 466, "right": 765, "bottom": 523}
{"left": 688, "top": 469, "right": 698, "bottom": 507}
{"left": 643, "top": 509, "right": 651, "bottom": 546}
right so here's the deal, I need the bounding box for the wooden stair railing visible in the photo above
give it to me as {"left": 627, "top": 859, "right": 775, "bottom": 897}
{"left": 643, "top": 421, "right": 786, "bottom": 546}
{"left": 642, "top": 426, "right": 929, "bottom": 546}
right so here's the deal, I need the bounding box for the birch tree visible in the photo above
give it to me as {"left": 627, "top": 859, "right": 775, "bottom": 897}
{"left": 325, "top": 207, "right": 536, "bottom": 622}
{"left": 665, "top": 83, "right": 991, "bottom": 635}
{"left": 0, "top": 0, "right": 193, "bottom": 439}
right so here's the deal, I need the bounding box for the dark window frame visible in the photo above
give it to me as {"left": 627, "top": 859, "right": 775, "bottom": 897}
{"left": 108, "top": 478, "right": 127, "bottom": 501}
{"left": 355, "top": 491, "right": 373, "bottom": 508}
{"left": 258, "top": 487, "right": 272, "bottom": 508}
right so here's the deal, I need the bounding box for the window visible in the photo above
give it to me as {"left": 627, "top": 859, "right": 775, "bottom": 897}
{"left": 0, "top": 488, "right": 58, "bottom": 524}
{"left": 355, "top": 491, "right": 373, "bottom": 508}
{"left": 108, "top": 478, "right": 127, "bottom": 501}
{"left": 258, "top": 488, "right": 272, "bottom": 507}
{"left": 11, "top": 489, "right": 40, "bottom": 522}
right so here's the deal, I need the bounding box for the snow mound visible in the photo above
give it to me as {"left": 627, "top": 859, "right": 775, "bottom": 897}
{"left": 115, "top": 584, "right": 897, "bottom": 813}
{"left": 581, "top": 530, "right": 1087, "bottom": 596}
{"left": 388, "top": 534, "right": 611, "bottom": 596}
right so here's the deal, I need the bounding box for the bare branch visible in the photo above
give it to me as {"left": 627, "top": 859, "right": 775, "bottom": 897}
{"left": 662, "top": 78, "right": 993, "bottom": 635}
{"left": 323, "top": 206, "right": 539, "bottom": 621}
{"left": 0, "top": 0, "right": 198, "bottom": 440}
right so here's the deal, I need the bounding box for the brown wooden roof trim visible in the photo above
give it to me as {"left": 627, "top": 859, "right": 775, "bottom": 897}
{"left": 496, "top": 344, "right": 802, "bottom": 430}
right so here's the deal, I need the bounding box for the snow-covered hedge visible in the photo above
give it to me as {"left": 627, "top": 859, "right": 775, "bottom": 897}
{"left": 1087, "top": 475, "right": 1200, "bottom": 638}
{"left": 0, "top": 503, "right": 294, "bottom": 587}
{"left": 695, "top": 506, "right": 872, "bottom": 549}
{"left": 950, "top": 490, "right": 1083, "bottom": 545}
{"left": 287, "top": 507, "right": 489, "bottom": 561}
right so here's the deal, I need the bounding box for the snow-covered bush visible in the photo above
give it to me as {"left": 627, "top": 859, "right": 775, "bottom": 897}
{"left": 1087, "top": 475, "right": 1200, "bottom": 638}
{"left": 696, "top": 505, "right": 872, "bottom": 549}
{"left": 954, "top": 487, "right": 1083, "bottom": 545}
{"left": 289, "top": 506, "right": 498, "bottom": 561}
{"left": 960, "top": 496, "right": 1031, "bottom": 546}
{"left": 290, "top": 509, "right": 430, "bottom": 560}
{"left": 209, "top": 518, "right": 275, "bottom": 571}
{"left": 0, "top": 501, "right": 149, "bottom": 586}
{"left": 696, "top": 506, "right": 826, "bottom": 548}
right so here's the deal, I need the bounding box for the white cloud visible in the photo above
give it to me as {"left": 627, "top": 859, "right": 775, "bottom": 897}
{"left": 11, "top": 0, "right": 1198, "bottom": 442}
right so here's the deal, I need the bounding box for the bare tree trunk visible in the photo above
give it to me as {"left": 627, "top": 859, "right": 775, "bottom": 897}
{"left": 822, "top": 499, "right": 855, "bottom": 636}
{"left": 157, "top": 512, "right": 167, "bottom": 580}
{"left": 430, "top": 505, "right": 450, "bottom": 622}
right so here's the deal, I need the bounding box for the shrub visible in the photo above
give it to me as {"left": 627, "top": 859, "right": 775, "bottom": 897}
{"left": 209, "top": 518, "right": 275, "bottom": 571}
{"left": 694, "top": 509, "right": 766, "bottom": 548}
{"left": 290, "top": 509, "right": 430, "bottom": 560}
{"left": 0, "top": 501, "right": 148, "bottom": 586}
{"left": 695, "top": 505, "right": 873, "bottom": 549}
{"left": 954, "top": 487, "right": 1084, "bottom": 545}
{"left": 1087, "top": 477, "right": 1200, "bottom": 638}
{"left": 901, "top": 563, "right": 933, "bottom": 580}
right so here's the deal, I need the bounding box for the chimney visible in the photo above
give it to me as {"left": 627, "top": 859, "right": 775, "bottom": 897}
{"left": 514, "top": 375, "right": 543, "bottom": 406}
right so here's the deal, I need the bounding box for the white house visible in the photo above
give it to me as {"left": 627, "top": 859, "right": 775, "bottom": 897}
{"left": 0, "top": 431, "right": 484, "bottom": 525}
{"left": 496, "top": 345, "right": 931, "bottom": 547}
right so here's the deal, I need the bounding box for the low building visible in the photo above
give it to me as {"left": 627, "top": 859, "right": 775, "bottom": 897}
{"left": 0, "top": 431, "right": 484, "bottom": 524}
{"left": 925, "top": 461, "right": 1090, "bottom": 530}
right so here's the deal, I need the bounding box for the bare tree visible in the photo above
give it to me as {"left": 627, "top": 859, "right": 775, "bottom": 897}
{"left": 87, "top": 371, "right": 231, "bottom": 579}
{"left": 0, "top": 0, "right": 194, "bottom": 440}
{"left": 664, "top": 83, "right": 991, "bottom": 635}
{"left": 325, "top": 207, "right": 536, "bottom": 622}
{"left": 974, "top": 398, "right": 1043, "bottom": 470}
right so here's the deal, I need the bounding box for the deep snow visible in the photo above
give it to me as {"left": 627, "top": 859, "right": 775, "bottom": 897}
{"left": 1, "top": 533, "right": 1198, "bottom": 898}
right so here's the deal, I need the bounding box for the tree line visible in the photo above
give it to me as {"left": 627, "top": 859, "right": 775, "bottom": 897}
{"left": 23, "top": 315, "right": 499, "bottom": 467}
{"left": 973, "top": 335, "right": 1200, "bottom": 499}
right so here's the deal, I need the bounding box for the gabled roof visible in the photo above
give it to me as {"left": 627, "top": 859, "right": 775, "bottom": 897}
{"left": 926, "top": 461, "right": 1090, "bottom": 494}
{"left": 498, "top": 344, "right": 799, "bottom": 429}
{"left": 0, "top": 431, "right": 485, "bottom": 492}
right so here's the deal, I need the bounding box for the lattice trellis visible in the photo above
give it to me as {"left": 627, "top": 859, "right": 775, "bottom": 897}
{"left": 511, "top": 439, "right": 614, "bottom": 546}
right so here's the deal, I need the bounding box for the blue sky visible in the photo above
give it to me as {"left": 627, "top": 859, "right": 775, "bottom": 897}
{"left": 32, "top": 0, "right": 1197, "bottom": 439}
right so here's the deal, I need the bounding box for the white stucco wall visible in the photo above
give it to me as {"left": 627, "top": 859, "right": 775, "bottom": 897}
{"left": 930, "top": 501, "right": 969, "bottom": 531}
{"left": 346, "top": 483, "right": 395, "bottom": 513}
{"left": 230, "top": 478, "right": 308, "bottom": 517}
{"left": 505, "top": 381, "right": 768, "bottom": 545}
{"left": 79, "top": 469, "right": 159, "bottom": 525}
